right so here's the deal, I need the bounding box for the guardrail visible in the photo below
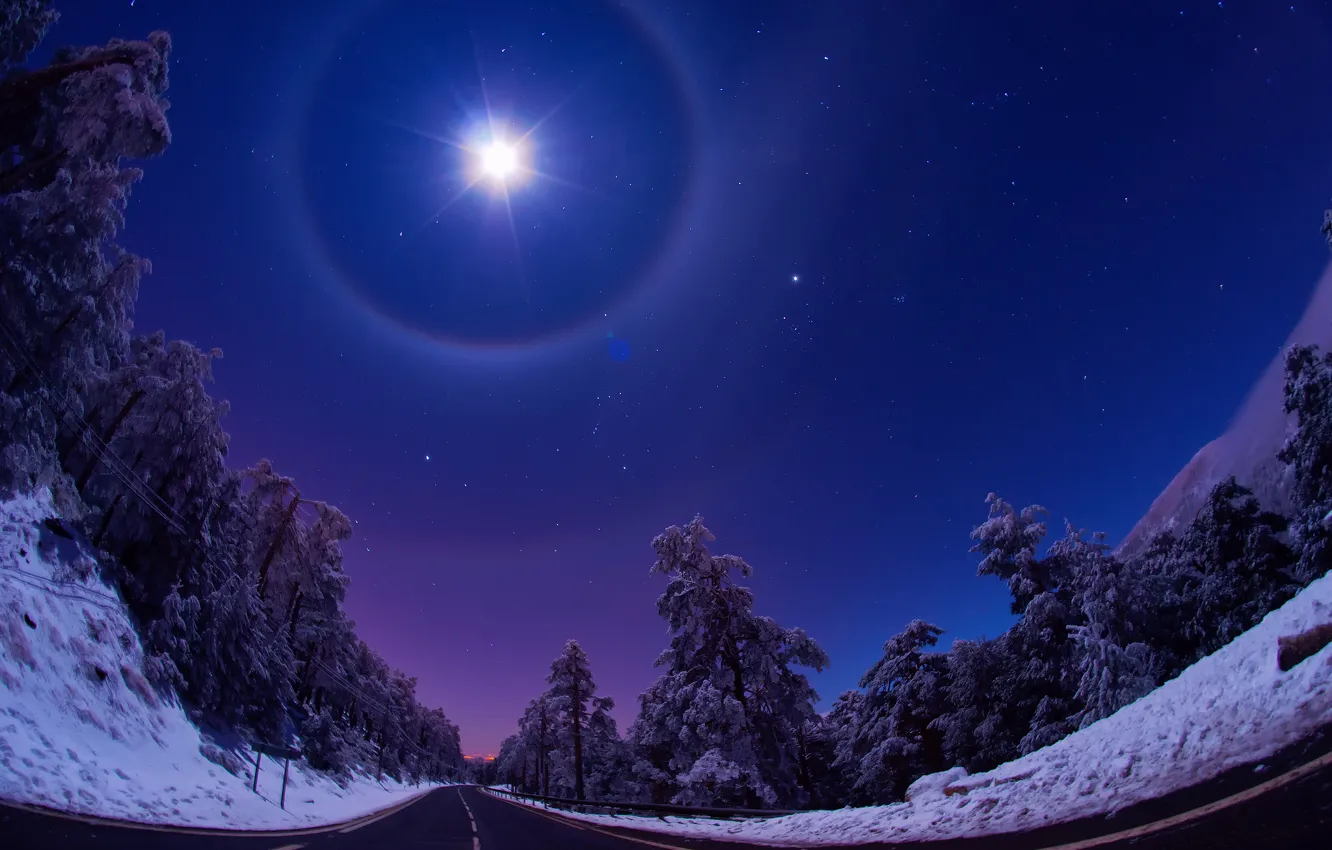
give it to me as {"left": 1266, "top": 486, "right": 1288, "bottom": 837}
{"left": 485, "top": 786, "right": 798, "bottom": 820}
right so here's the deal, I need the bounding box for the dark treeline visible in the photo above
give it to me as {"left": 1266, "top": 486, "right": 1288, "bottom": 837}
{"left": 496, "top": 349, "right": 1332, "bottom": 808}
{"left": 0, "top": 4, "right": 462, "bottom": 782}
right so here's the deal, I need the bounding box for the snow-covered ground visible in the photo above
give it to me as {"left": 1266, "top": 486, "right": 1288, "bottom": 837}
{"left": 0, "top": 489, "right": 437, "bottom": 830}
{"left": 503, "top": 571, "right": 1332, "bottom": 846}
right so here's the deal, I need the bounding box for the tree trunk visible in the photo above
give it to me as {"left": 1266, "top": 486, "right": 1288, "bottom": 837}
{"left": 726, "top": 636, "right": 748, "bottom": 712}
{"left": 572, "top": 681, "right": 585, "bottom": 801}
{"left": 76, "top": 389, "right": 144, "bottom": 492}
{"left": 0, "top": 146, "right": 65, "bottom": 196}
{"left": 288, "top": 589, "right": 304, "bottom": 642}
{"left": 539, "top": 705, "right": 550, "bottom": 797}
{"left": 92, "top": 493, "right": 123, "bottom": 548}
{"left": 4, "top": 259, "right": 95, "bottom": 397}
{"left": 795, "top": 725, "right": 814, "bottom": 807}
{"left": 0, "top": 49, "right": 138, "bottom": 147}
{"left": 258, "top": 492, "right": 300, "bottom": 599}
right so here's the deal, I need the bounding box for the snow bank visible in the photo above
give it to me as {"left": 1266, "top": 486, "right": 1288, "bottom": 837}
{"left": 514, "top": 572, "right": 1332, "bottom": 846}
{"left": 0, "top": 489, "right": 436, "bottom": 829}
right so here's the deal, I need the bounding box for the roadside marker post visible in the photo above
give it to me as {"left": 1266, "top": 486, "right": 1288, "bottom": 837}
{"left": 254, "top": 743, "right": 303, "bottom": 810}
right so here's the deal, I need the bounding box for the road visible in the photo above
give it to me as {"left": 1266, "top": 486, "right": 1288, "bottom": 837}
{"left": 2, "top": 759, "right": 1330, "bottom": 850}
{"left": 0, "top": 785, "right": 739, "bottom": 850}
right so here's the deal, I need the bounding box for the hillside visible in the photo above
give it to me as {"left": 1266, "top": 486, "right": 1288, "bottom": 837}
{"left": 0, "top": 488, "right": 436, "bottom": 828}
{"left": 1117, "top": 258, "right": 1332, "bottom": 556}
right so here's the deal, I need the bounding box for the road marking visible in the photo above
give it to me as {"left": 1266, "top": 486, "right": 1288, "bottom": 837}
{"left": 481, "top": 790, "right": 686, "bottom": 849}
{"left": 269, "top": 845, "right": 305, "bottom": 850}
{"left": 336, "top": 793, "right": 436, "bottom": 836}
{"left": 1025, "top": 747, "right": 1332, "bottom": 850}
{"left": 461, "top": 788, "right": 480, "bottom": 850}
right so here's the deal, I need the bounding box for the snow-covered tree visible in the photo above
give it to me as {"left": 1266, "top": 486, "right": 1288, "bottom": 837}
{"left": 970, "top": 493, "right": 1052, "bottom": 613}
{"left": 631, "top": 516, "right": 828, "bottom": 808}
{"left": 1174, "top": 478, "right": 1297, "bottom": 657}
{"left": 1070, "top": 621, "right": 1153, "bottom": 728}
{"left": 0, "top": 9, "right": 463, "bottom": 788}
{"left": 548, "top": 639, "right": 596, "bottom": 800}
{"left": 1281, "top": 344, "right": 1332, "bottom": 584}
{"left": 0, "top": 19, "right": 170, "bottom": 492}
{"left": 516, "top": 692, "right": 563, "bottom": 796}
{"left": 933, "top": 637, "right": 1016, "bottom": 772}
{"left": 833, "top": 620, "right": 947, "bottom": 804}
{"left": 0, "top": 0, "right": 56, "bottom": 70}
{"left": 582, "top": 695, "right": 633, "bottom": 801}
{"left": 1067, "top": 532, "right": 1154, "bottom": 728}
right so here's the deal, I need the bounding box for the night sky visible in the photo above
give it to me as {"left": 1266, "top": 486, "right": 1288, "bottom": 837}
{"left": 50, "top": 1, "right": 1332, "bottom": 754}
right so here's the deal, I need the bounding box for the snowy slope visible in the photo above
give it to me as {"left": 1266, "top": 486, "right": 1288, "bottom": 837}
{"left": 503, "top": 571, "right": 1332, "bottom": 846}
{"left": 1117, "top": 259, "right": 1332, "bottom": 558}
{"left": 0, "top": 489, "right": 436, "bottom": 829}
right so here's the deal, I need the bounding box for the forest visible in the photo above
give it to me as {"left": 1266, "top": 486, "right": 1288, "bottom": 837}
{"left": 0, "top": 5, "right": 464, "bottom": 783}
{"left": 6, "top": 2, "right": 1332, "bottom": 807}
{"left": 494, "top": 410, "right": 1332, "bottom": 809}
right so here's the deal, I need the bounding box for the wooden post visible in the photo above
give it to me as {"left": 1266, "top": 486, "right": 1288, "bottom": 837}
{"left": 252, "top": 750, "right": 262, "bottom": 793}
{"left": 1278, "top": 623, "right": 1332, "bottom": 671}
{"left": 280, "top": 756, "right": 291, "bottom": 810}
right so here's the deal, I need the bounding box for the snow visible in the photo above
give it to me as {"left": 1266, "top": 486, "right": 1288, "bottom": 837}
{"left": 499, "top": 571, "right": 1332, "bottom": 846}
{"left": 0, "top": 489, "right": 438, "bottom": 829}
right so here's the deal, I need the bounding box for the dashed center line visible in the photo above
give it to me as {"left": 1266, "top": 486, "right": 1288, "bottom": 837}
{"left": 268, "top": 844, "right": 305, "bottom": 850}
{"left": 460, "top": 789, "right": 480, "bottom": 850}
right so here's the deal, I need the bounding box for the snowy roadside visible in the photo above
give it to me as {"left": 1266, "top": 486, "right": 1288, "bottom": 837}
{"left": 0, "top": 489, "right": 441, "bottom": 830}
{"left": 497, "top": 572, "right": 1332, "bottom": 846}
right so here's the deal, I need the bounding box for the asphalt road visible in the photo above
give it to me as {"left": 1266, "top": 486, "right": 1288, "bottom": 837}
{"left": 0, "top": 785, "right": 740, "bottom": 850}
{"left": 2, "top": 757, "right": 1331, "bottom": 850}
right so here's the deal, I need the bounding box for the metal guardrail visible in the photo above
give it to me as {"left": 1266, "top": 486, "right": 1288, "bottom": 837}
{"left": 485, "top": 786, "right": 798, "bottom": 820}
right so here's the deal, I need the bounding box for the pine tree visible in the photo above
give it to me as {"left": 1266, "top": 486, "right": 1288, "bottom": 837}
{"left": 0, "top": 21, "right": 170, "bottom": 494}
{"left": 1067, "top": 530, "right": 1155, "bottom": 727}
{"left": 1175, "top": 478, "right": 1297, "bottom": 656}
{"left": 518, "top": 692, "right": 562, "bottom": 796}
{"left": 971, "top": 500, "right": 1082, "bottom": 755}
{"left": 970, "top": 493, "right": 1051, "bottom": 613}
{"left": 0, "top": 0, "right": 57, "bottom": 69}
{"left": 1280, "top": 344, "right": 1332, "bottom": 584}
{"left": 635, "top": 516, "right": 828, "bottom": 808}
{"left": 934, "top": 637, "right": 1016, "bottom": 772}
{"left": 837, "top": 620, "right": 947, "bottom": 803}
{"left": 548, "top": 639, "right": 596, "bottom": 800}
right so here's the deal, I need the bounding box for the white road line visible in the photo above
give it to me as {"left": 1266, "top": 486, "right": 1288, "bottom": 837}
{"left": 335, "top": 808, "right": 399, "bottom": 835}
{"left": 460, "top": 788, "right": 480, "bottom": 850}
{"left": 269, "top": 845, "right": 305, "bottom": 850}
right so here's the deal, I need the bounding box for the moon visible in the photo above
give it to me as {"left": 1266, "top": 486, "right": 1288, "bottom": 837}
{"left": 480, "top": 141, "right": 520, "bottom": 181}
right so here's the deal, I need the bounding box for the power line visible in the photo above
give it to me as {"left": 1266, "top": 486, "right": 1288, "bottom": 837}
{"left": 0, "top": 319, "right": 193, "bottom": 538}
